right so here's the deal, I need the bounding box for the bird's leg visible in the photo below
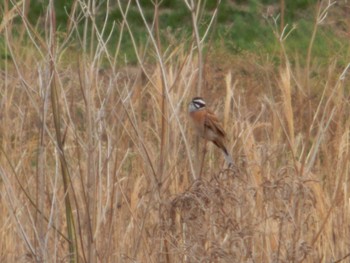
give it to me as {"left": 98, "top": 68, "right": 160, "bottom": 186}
{"left": 199, "top": 139, "right": 207, "bottom": 178}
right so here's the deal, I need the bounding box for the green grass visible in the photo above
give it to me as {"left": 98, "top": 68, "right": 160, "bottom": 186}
{"left": 1, "top": 0, "right": 349, "bottom": 66}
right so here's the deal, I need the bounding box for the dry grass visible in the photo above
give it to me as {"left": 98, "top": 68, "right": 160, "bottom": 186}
{"left": 1, "top": 0, "right": 350, "bottom": 262}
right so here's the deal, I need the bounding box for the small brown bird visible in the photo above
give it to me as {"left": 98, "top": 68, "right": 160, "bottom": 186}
{"left": 188, "top": 97, "right": 233, "bottom": 165}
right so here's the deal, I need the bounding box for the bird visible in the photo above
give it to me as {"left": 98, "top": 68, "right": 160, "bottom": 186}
{"left": 188, "top": 97, "right": 234, "bottom": 165}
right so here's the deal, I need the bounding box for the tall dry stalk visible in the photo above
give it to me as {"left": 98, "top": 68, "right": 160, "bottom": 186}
{"left": 47, "top": 2, "right": 77, "bottom": 261}
{"left": 305, "top": 0, "right": 336, "bottom": 119}
{"left": 154, "top": 0, "right": 168, "bottom": 185}
{"left": 279, "top": 65, "right": 294, "bottom": 147}
{"left": 183, "top": 0, "right": 221, "bottom": 177}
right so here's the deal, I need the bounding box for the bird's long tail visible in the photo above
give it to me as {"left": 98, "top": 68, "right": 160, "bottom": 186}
{"left": 222, "top": 146, "right": 234, "bottom": 166}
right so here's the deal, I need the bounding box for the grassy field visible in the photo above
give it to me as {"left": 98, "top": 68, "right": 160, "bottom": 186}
{"left": 1, "top": 0, "right": 350, "bottom": 262}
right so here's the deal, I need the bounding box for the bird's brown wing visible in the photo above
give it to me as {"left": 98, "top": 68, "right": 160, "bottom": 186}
{"left": 204, "top": 109, "right": 226, "bottom": 137}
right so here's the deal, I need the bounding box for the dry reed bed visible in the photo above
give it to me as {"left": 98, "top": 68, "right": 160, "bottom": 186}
{"left": 1, "top": 0, "right": 350, "bottom": 262}
{"left": 1, "top": 50, "right": 349, "bottom": 262}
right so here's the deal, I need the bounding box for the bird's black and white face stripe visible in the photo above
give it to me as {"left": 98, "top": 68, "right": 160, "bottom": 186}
{"left": 189, "top": 97, "right": 206, "bottom": 112}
